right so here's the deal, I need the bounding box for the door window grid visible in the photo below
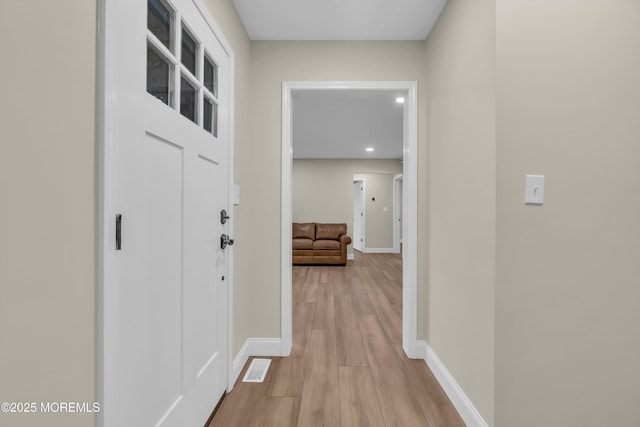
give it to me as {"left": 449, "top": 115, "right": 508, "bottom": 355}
{"left": 146, "top": 0, "right": 219, "bottom": 137}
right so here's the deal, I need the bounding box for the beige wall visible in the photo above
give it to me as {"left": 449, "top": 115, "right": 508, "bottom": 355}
{"left": 293, "top": 159, "right": 401, "bottom": 252}
{"left": 249, "top": 41, "right": 427, "bottom": 338}
{"left": 495, "top": 1, "right": 640, "bottom": 425}
{"left": 293, "top": 160, "right": 352, "bottom": 229}
{"left": 0, "top": 2, "right": 97, "bottom": 427}
{"left": 423, "top": 0, "right": 496, "bottom": 424}
{"left": 203, "top": 0, "right": 253, "bottom": 358}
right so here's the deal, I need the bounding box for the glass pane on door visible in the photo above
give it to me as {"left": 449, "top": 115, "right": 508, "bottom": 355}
{"left": 148, "top": 0, "right": 173, "bottom": 51}
{"left": 181, "top": 26, "right": 198, "bottom": 76}
{"left": 180, "top": 75, "right": 197, "bottom": 122}
{"left": 204, "top": 55, "right": 217, "bottom": 97}
{"left": 203, "top": 98, "right": 212, "bottom": 133}
{"left": 147, "top": 44, "right": 173, "bottom": 105}
{"left": 203, "top": 98, "right": 218, "bottom": 137}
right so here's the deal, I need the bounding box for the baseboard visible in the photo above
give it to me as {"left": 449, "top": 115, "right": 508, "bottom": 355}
{"left": 347, "top": 253, "right": 355, "bottom": 260}
{"left": 232, "top": 338, "right": 282, "bottom": 387}
{"left": 416, "top": 340, "right": 489, "bottom": 427}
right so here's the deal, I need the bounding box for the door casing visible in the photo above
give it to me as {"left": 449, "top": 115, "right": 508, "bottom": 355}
{"left": 281, "top": 81, "right": 419, "bottom": 358}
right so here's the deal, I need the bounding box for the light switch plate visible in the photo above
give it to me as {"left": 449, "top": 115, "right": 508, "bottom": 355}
{"left": 525, "top": 175, "right": 544, "bottom": 204}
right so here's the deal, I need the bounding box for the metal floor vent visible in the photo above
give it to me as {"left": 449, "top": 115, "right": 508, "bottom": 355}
{"left": 242, "top": 358, "right": 271, "bottom": 383}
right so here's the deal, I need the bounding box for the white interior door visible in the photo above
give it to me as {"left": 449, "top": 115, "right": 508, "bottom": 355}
{"left": 101, "top": 1, "right": 232, "bottom": 426}
{"left": 393, "top": 175, "right": 403, "bottom": 253}
{"left": 352, "top": 180, "right": 363, "bottom": 251}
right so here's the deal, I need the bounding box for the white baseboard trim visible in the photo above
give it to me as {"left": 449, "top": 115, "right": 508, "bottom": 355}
{"left": 347, "top": 253, "right": 355, "bottom": 260}
{"left": 232, "top": 338, "right": 282, "bottom": 387}
{"left": 363, "top": 247, "right": 396, "bottom": 254}
{"left": 417, "top": 340, "right": 488, "bottom": 427}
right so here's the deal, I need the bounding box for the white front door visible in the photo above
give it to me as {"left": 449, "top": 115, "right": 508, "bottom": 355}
{"left": 101, "top": 1, "right": 232, "bottom": 426}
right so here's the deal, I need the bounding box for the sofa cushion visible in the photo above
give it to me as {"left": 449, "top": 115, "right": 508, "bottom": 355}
{"left": 293, "top": 238, "right": 313, "bottom": 250}
{"left": 293, "top": 222, "right": 315, "bottom": 240}
{"left": 293, "top": 250, "right": 341, "bottom": 257}
{"left": 316, "top": 223, "right": 347, "bottom": 240}
{"left": 313, "top": 240, "right": 340, "bottom": 250}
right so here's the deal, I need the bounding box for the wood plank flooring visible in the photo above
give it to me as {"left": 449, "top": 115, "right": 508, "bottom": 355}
{"left": 208, "top": 252, "right": 465, "bottom": 427}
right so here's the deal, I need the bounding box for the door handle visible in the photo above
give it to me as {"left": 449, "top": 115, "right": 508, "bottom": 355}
{"left": 220, "top": 234, "right": 234, "bottom": 249}
{"left": 115, "top": 214, "right": 122, "bottom": 250}
{"left": 220, "top": 209, "right": 230, "bottom": 224}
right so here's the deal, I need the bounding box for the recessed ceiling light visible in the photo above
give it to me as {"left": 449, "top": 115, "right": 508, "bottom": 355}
{"left": 366, "top": 147, "right": 374, "bottom": 152}
{"left": 396, "top": 97, "right": 405, "bottom": 104}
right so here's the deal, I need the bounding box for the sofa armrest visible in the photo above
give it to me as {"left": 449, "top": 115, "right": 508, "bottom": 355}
{"left": 339, "top": 234, "right": 352, "bottom": 264}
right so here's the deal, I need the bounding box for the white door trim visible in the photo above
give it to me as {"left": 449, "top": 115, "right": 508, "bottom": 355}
{"left": 98, "top": 1, "right": 236, "bottom": 425}
{"left": 281, "top": 81, "right": 419, "bottom": 358}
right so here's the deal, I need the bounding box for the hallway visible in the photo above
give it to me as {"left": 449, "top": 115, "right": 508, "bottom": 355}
{"left": 209, "top": 252, "right": 464, "bottom": 426}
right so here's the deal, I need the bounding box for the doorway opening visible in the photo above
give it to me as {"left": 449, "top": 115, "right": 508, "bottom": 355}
{"left": 281, "top": 81, "right": 418, "bottom": 358}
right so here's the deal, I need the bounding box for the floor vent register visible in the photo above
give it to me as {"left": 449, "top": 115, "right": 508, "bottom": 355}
{"left": 242, "top": 358, "right": 272, "bottom": 383}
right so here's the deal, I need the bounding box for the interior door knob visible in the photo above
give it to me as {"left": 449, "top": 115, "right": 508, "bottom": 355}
{"left": 220, "top": 234, "right": 234, "bottom": 249}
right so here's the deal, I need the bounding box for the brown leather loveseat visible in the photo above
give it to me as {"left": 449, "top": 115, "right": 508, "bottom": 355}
{"left": 292, "top": 223, "right": 352, "bottom": 265}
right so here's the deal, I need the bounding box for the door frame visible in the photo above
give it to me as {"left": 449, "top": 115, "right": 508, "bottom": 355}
{"left": 97, "top": 1, "right": 236, "bottom": 424}
{"left": 281, "top": 81, "right": 419, "bottom": 358}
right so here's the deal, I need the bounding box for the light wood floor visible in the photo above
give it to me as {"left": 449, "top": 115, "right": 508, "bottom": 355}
{"left": 209, "top": 252, "right": 465, "bottom": 427}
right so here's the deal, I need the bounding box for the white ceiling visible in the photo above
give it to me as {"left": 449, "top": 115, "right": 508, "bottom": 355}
{"left": 232, "top": 1, "right": 447, "bottom": 160}
{"left": 292, "top": 90, "right": 404, "bottom": 159}
{"left": 232, "top": 0, "right": 448, "bottom": 41}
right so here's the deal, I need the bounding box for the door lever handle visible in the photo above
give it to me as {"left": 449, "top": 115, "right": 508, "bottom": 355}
{"left": 115, "top": 214, "right": 122, "bottom": 250}
{"left": 220, "top": 209, "right": 230, "bottom": 225}
{"left": 220, "top": 234, "right": 234, "bottom": 249}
